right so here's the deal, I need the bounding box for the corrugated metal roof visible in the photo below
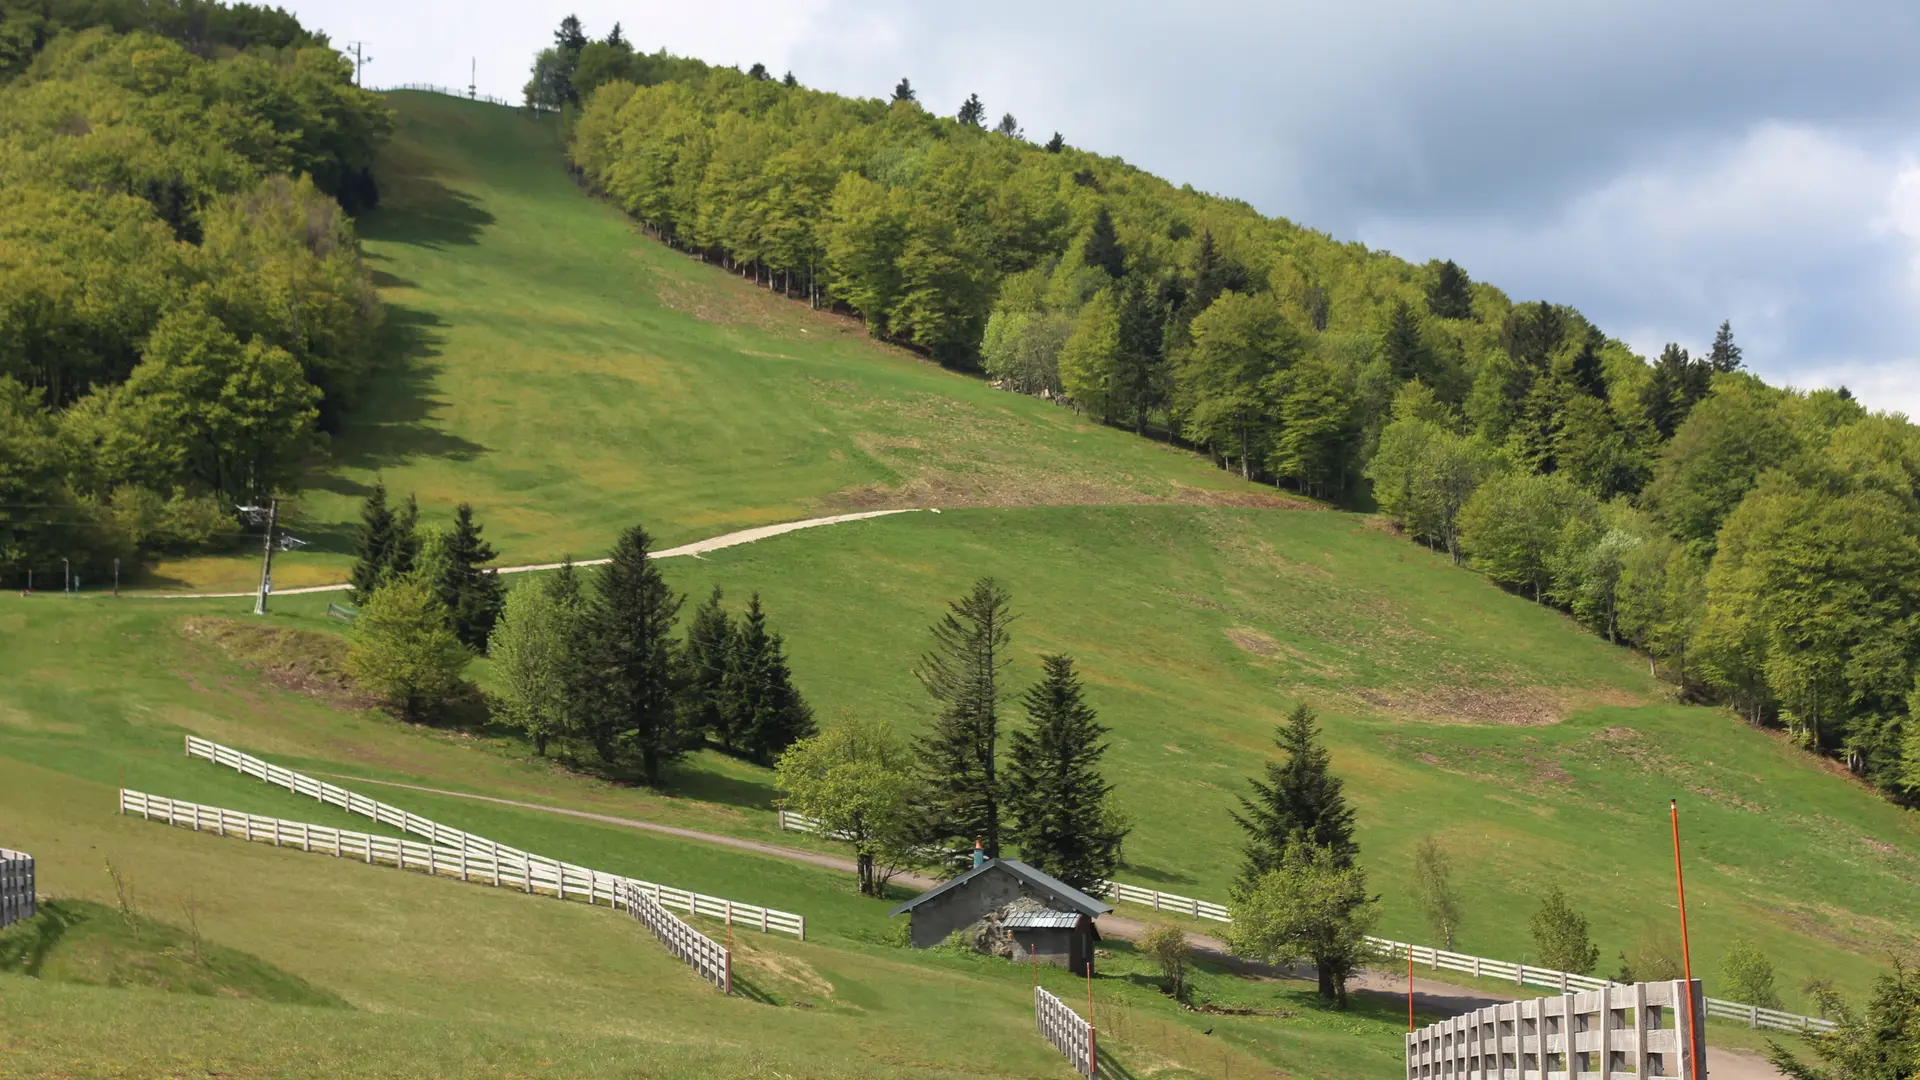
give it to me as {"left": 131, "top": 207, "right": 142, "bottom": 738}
{"left": 1002, "top": 911, "right": 1081, "bottom": 929}
{"left": 888, "top": 858, "right": 1114, "bottom": 917}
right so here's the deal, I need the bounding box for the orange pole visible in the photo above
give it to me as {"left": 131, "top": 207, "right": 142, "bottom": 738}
{"left": 1671, "top": 799, "right": 1701, "bottom": 1080}
{"left": 1408, "top": 944, "right": 1415, "bottom": 1032}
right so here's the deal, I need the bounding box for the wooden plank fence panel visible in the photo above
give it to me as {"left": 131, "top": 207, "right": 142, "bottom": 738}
{"left": 1034, "top": 986, "right": 1096, "bottom": 1077}
{"left": 1406, "top": 979, "right": 1705, "bottom": 1080}
{"left": 618, "top": 880, "right": 730, "bottom": 993}
{"left": 182, "top": 736, "right": 806, "bottom": 940}
{"left": 0, "top": 848, "right": 34, "bottom": 929}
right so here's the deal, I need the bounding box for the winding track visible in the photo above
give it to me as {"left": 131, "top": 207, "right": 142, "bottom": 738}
{"left": 135, "top": 508, "right": 926, "bottom": 600}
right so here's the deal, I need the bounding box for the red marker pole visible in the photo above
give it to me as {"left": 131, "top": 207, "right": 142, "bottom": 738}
{"left": 1671, "top": 799, "right": 1701, "bottom": 1080}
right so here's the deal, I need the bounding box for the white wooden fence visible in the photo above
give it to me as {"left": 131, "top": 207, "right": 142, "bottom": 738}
{"left": 1, "top": 848, "right": 33, "bottom": 928}
{"left": 1035, "top": 985, "right": 1097, "bottom": 1078}
{"left": 775, "top": 809, "right": 966, "bottom": 864}
{"left": 374, "top": 83, "right": 518, "bottom": 108}
{"left": 1407, "top": 979, "right": 1704, "bottom": 1080}
{"left": 620, "top": 880, "right": 730, "bottom": 994}
{"left": 177, "top": 736, "right": 806, "bottom": 938}
{"left": 1099, "top": 879, "right": 1836, "bottom": 1034}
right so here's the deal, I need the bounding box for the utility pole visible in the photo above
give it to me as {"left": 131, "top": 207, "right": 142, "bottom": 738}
{"left": 253, "top": 499, "right": 278, "bottom": 616}
{"left": 347, "top": 41, "right": 372, "bottom": 87}
{"left": 469, "top": 57, "right": 476, "bottom": 100}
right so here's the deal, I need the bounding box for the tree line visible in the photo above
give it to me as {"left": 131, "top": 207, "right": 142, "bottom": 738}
{"left": 544, "top": 24, "right": 1920, "bottom": 802}
{"left": 0, "top": 5, "right": 390, "bottom": 582}
{"left": 344, "top": 493, "right": 816, "bottom": 784}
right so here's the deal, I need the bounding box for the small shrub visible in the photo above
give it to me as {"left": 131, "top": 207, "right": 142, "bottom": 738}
{"left": 1719, "top": 938, "right": 1781, "bottom": 1009}
{"left": 1528, "top": 887, "right": 1598, "bottom": 975}
{"left": 1140, "top": 924, "right": 1191, "bottom": 1001}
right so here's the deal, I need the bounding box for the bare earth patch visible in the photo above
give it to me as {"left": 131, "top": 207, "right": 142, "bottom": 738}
{"left": 1225, "top": 627, "right": 1279, "bottom": 655}
{"left": 1354, "top": 685, "right": 1572, "bottom": 726}
{"left": 181, "top": 617, "right": 374, "bottom": 711}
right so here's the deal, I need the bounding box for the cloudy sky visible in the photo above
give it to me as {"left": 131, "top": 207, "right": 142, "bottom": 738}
{"left": 296, "top": 1, "right": 1920, "bottom": 415}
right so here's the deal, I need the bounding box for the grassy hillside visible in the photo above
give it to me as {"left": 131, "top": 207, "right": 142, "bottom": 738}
{"left": 150, "top": 91, "right": 1281, "bottom": 592}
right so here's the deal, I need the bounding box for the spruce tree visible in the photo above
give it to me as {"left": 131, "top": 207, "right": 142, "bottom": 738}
{"left": 748, "top": 62, "right": 770, "bottom": 81}
{"left": 1044, "top": 132, "right": 1064, "bottom": 153}
{"left": 580, "top": 525, "right": 685, "bottom": 782}
{"left": 1425, "top": 259, "right": 1476, "bottom": 320}
{"left": 1708, "top": 319, "right": 1743, "bottom": 373}
{"left": 1569, "top": 327, "right": 1608, "bottom": 398}
{"left": 891, "top": 77, "right": 915, "bottom": 103}
{"left": 914, "top": 577, "right": 1015, "bottom": 860}
{"left": 431, "top": 503, "right": 505, "bottom": 651}
{"left": 994, "top": 112, "right": 1021, "bottom": 138}
{"left": 1113, "top": 275, "right": 1169, "bottom": 434}
{"left": 1231, "top": 703, "right": 1357, "bottom": 893}
{"left": 682, "top": 585, "right": 736, "bottom": 748}
{"left": 392, "top": 494, "right": 421, "bottom": 580}
{"left": 956, "top": 92, "right": 985, "bottom": 127}
{"left": 725, "top": 594, "right": 816, "bottom": 764}
{"left": 349, "top": 482, "right": 396, "bottom": 605}
{"left": 1083, "top": 207, "right": 1125, "bottom": 279}
{"left": 554, "top": 14, "right": 587, "bottom": 53}
{"left": 1005, "top": 655, "right": 1125, "bottom": 892}
{"left": 604, "top": 22, "right": 624, "bottom": 47}
{"left": 1380, "top": 299, "right": 1430, "bottom": 383}
{"left": 782, "top": 71, "right": 797, "bottom": 88}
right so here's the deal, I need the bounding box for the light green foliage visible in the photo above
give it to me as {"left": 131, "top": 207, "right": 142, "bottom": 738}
{"left": 1769, "top": 960, "right": 1919, "bottom": 1080}
{"left": 1225, "top": 843, "right": 1379, "bottom": 1007}
{"left": 1613, "top": 924, "right": 1683, "bottom": 982}
{"left": 346, "top": 578, "right": 471, "bottom": 722}
{"left": 1718, "top": 939, "right": 1781, "bottom": 1009}
{"left": 1178, "top": 290, "right": 1300, "bottom": 478}
{"left": 775, "top": 715, "right": 920, "bottom": 895}
{"left": 1643, "top": 376, "right": 1806, "bottom": 556}
{"left": 1460, "top": 471, "right": 1596, "bottom": 601}
{"left": 488, "top": 573, "right": 586, "bottom": 755}
{"left": 1058, "top": 286, "right": 1120, "bottom": 419}
{"left": 981, "top": 307, "right": 1071, "bottom": 396}
{"left": 1527, "top": 887, "right": 1599, "bottom": 975}
{"left": 1367, "top": 388, "right": 1496, "bottom": 562}
{"left": 1411, "top": 835, "right": 1463, "bottom": 950}
{"left": 1267, "top": 352, "right": 1354, "bottom": 498}
{"left": 1139, "top": 924, "right": 1191, "bottom": 1000}
{"left": 1616, "top": 534, "right": 1707, "bottom": 682}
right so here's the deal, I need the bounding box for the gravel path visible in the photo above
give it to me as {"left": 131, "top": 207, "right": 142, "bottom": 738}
{"left": 327, "top": 773, "right": 1784, "bottom": 1078}
{"left": 132, "top": 509, "right": 925, "bottom": 599}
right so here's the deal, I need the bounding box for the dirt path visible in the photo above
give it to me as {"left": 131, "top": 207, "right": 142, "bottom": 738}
{"left": 135, "top": 508, "right": 926, "bottom": 599}
{"left": 329, "top": 774, "right": 1782, "bottom": 1078}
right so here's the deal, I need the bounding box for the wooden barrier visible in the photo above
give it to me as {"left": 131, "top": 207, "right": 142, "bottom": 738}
{"left": 620, "top": 880, "right": 730, "bottom": 994}
{"left": 1407, "top": 979, "right": 1705, "bottom": 1080}
{"left": 1034, "top": 985, "right": 1097, "bottom": 1077}
{"left": 1096, "top": 879, "right": 1836, "bottom": 1035}
{"left": 0, "top": 848, "right": 33, "bottom": 928}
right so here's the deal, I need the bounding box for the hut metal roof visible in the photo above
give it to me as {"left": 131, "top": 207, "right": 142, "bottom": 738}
{"left": 886, "top": 858, "right": 1114, "bottom": 918}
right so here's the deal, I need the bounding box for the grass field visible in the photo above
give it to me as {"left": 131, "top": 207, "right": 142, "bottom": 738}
{"left": 9, "top": 90, "right": 1917, "bottom": 1077}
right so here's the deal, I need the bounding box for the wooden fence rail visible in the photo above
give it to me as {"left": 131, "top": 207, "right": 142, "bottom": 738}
{"left": 1097, "top": 879, "right": 1836, "bottom": 1035}
{"left": 0, "top": 848, "right": 33, "bottom": 929}
{"left": 620, "top": 880, "right": 730, "bottom": 994}
{"left": 173, "top": 739, "right": 808, "bottom": 939}
{"left": 373, "top": 83, "right": 519, "bottom": 108}
{"left": 1034, "top": 986, "right": 1097, "bottom": 1078}
{"left": 1407, "top": 979, "right": 1705, "bottom": 1080}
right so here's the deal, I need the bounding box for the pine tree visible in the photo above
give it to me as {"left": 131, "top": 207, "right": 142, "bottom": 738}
{"left": 681, "top": 585, "right": 735, "bottom": 748}
{"left": 1709, "top": 319, "right": 1743, "bottom": 373}
{"left": 1044, "top": 132, "right": 1064, "bottom": 153}
{"left": 994, "top": 112, "right": 1021, "bottom": 138}
{"left": 1643, "top": 344, "right": 1710, "bottom": 438}
{"left": 1425, "top": 259, "right": 1475, "bottom": 320}
{"left": 782, "top": 71, "right": 797, "bottom": 88}
{"left": 1569, "top": 327, "right": 1608, "bottom": 398}
{"left": 1083, "top": 207, "right": 1125, "bottom": 279}
{"left": 1113, "top": 274, "right": 1169, "bottom": 434}
{"left": 747, "top": 62, "right": 770, "bottom": 81}
{"left": 349, "top": 482, "right": 396, "bottom": 605}
{"left": 1004, "top": 655, "right": 1125, "bottom": 892}
{"left": 431, "top": 503, "right": 505, "bottom": 651}
{"left": 580, "top": 525, "right": 685, "bottom": 781}
{"left": 957, "top": 93, "right": 985, "bottom": 127}
{"left": 555, "top": 14, "right": 587, "bottom": 53}
{"left": 725, "top": 594, "right": 816, "bottom": 764}
{"left": 914, "top": 577, "right": 1016, "bottom": 861}
{"left": 604, "top": 22, "right": 624, "bottom": 47}
{"left": 1231, "top": 703, "right": 1357, "bottom": 893}
{"left": 393, "top": 494, "right": 420, "bottom": 580}
{"left": 891, "top": 77, "right": 915, "bottom": 103}
{"left": 1380, "top": 299, "right": 1430, "bottom": 382}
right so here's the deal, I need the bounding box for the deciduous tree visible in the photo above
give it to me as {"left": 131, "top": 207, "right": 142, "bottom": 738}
{"left": 347, "top": 579, "right": 470, "bottom": 723}
{"left": 777, "top": 716, "right": 921, "bottom": 896}
{"left": 1226, "top": 843, "right": 1379, "bottom": 1007}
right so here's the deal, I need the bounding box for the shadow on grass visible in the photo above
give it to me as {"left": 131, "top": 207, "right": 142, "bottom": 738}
{"left": 1116, "top": 861, "right": 1198, "bottom": 887}
{"left": 662, "top": 763, "right": 782, "bottom": 813}
{"left": 729, "top": 971, "right": 781, "bottom": 1006}
{"left": 357, "top": 171, "right": 494, "bottom": 249}
{"left": 319, "top": 304, "right": 489, "bottom": 484}
{"left": 1094, "top": 1044, "right": 1141, "bottom": 1080}
{"left": 0, "top": 901, "right": 81, "bottom": 976}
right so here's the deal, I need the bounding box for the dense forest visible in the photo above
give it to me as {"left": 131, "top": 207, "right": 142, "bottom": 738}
{"left": 543, "top": 22, "right": 1920, "bottom": 800}
{"left": 0, "top": 0, "right": 389, "bottom": 575}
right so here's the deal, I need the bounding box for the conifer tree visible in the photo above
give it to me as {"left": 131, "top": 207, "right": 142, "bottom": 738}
{"left": 580, "top": 525, "right": 684, "bottom": 781}
{"left": 1113, "top": 274, "right": 1170, "bottom": 435}
{"left": 782, "top": 71, "right": 797, "bottom": 88}
{"left": 1044, "top": 131, "right": 1064, "bottom": 153}
{"left": 1231, "top": 703, "right": 1357, "bottom": 893}
{"left": 604, "top": 22, "right": 624, "bottom": 47}
{"left": 1380, "top": 299, "right": 1430, "bottom": 383}
{"left": 914, "top": 577, "right": 1016, "bottom": 860}
{"left": 349, "top": 482, "right": 396, "bottom": 605}
{"left": 1708, "top": 319, "right": 1743, "bottom": 373}
{"left": 891, "top": 77, "right": 915, "bottom": 103}
{"left": 994, "top": 112, "right": 1021, "bottom": 138}
{"left": 1425, "top": 259, "right": 1475, "bottom": 320}
{"left": 430, "top": 503, "right": 505, "bottom": 651}
{"left": 957, "top": 92, "right": 985, "bottom": 127}
{"left": 725, "top": 594, "right": 816, "bottom": 764}
{"left": 681, "top": 585, "right": 735, "bottom": 748}
{"left": 747, "top": 62, "right": 770, "bottom": 81}
{"left": 554, "top": 14, "right": 587, "bottom": 53}
{"left": 1083, "top": 207, "right": 1125, "bottom": 279}
{"left": 1004, "top": 655, "right": 1126, "bottom": 892}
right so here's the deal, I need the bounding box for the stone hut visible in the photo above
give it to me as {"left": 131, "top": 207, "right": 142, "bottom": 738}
{"left": 887, "top": 858, "right": 1112, "bottom": 976}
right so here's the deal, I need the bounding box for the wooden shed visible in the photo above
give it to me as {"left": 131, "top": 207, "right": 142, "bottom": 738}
{"left": 887, "top": 858, "right": 1112, "bottom": 976}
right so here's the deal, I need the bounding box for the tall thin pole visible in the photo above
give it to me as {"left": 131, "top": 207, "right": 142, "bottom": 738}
{"left": 1408, "top": 944, "right": 1415, "bottom": 1032}
{"left": 1671, "top": 799, "right": 1701, "bottom": 1080}
{"left": 253, "top": 498, "right": 278, "bottom": 616}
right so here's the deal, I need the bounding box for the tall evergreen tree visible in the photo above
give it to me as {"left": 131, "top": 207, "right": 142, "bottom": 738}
{"left": 1083, "top": 207, "right": 1125, "bottom": 279}
{"left": 348, "top": 484, "right": 421, "bottom": 605}
{"left": 1113, "top": 274, "right": 1170, "bottom": 434}
{"left": 1004, "top": 655, "right": 1125, "bottom": 892}
{"left": 1380, "top": 299, "right": 1431, "bottom": 383}
{"left": 747, "top": 62, "right": 770, "bottom": 81}
{"left": 1569, "top": 327, "right": 1608, "bottom": 398}
{"left": 724, "top": 594, "right": 816, "bottom": 764}
{"left": 1643, "top": 343, "right": 1711, "bottom": 438}
{"left": 429, "top": 503, "right": 505, "bottom": 651}
{"left": 891, "top": 77, "right": 915, "bottom": 103}
{"left": 392, "top": 494, "right": 420, "bottom": 581}
{"left": 681, "top": 585, "right": 735, "bottom": 748}
{"left": 1425, "top": 259, "right": 1475, "bottom": 320}
{"left": 1044, "top": 131, "right": 1064, "bottom": 153}
{"left": 1708, "top": 319, "right": 1743, "bottom": 373}
{"left": 604, "top": 22, "right": 624, "bottom": 47}
{"left": 580, "top": 525, "right": 685, "bottom": 782}
{"left": 782, "top": 71, "right": 797, "bottom": 88}
{"left": 956, "top": 93, "right": 985, "bottom": 127}
{"left": 994, "top": 112, "right": 1021, "bottom": 138}
{"left": 1230, "top": 703, "right": 1357, "bottom": 893}
{"left": 914, "top": 577, "right": 1016, "bottom": 861}
{"left": 554, "top": 15, "right": 587, "bottom": 53}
